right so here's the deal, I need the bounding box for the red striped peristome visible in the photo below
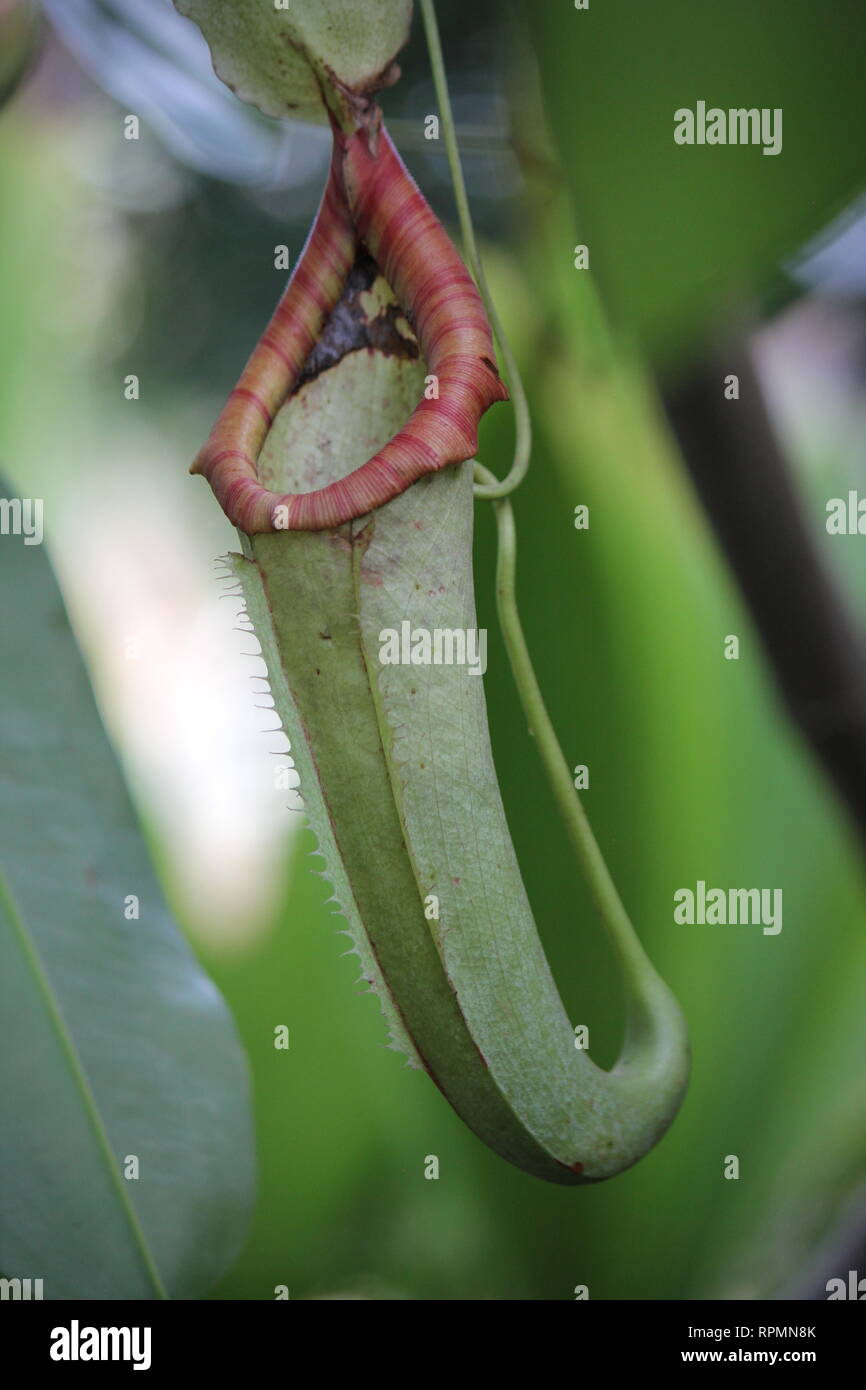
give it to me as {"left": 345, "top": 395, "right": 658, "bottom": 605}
{"left": 192, "top": 116, "right": 508, "bottom": 533}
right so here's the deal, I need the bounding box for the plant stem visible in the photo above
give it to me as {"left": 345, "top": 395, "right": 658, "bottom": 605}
{"left": 418, "top": 0, "right": 530, "bottom": 499}
{"left": 665, "top": 330, "right": 866, "bottom": 849}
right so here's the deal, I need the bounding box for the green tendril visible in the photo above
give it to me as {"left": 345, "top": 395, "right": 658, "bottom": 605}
{"left": 421, "top": 0, "right": 663, "bottom": 995}
{"left": 418, "top": 0, "right": 530, "bottom": 500}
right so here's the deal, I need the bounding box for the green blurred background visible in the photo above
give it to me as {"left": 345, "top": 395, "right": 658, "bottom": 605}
{"left": 1, "top": 0, "right": 865, "bottom": 1298}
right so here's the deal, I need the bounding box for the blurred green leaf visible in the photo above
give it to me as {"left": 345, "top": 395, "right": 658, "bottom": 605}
{"left": 0, "top": 524, "right": 255, "bottom": 1299}
{"left": 518, "top": 0, "right": 866, "bottom": 366}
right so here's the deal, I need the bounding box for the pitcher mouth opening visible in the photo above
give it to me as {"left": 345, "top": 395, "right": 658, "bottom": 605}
{"left": 191, "top": 114, "right": 507, "bottom": 535}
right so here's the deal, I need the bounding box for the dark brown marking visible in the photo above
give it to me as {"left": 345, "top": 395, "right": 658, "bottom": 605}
{"left": 296, "top": 247, "right": 419, "bottom": 388}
